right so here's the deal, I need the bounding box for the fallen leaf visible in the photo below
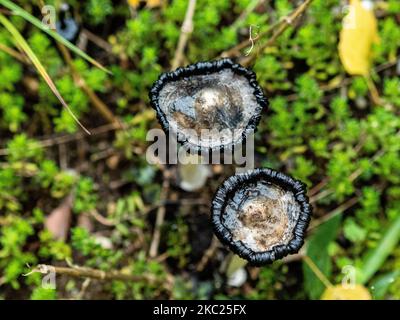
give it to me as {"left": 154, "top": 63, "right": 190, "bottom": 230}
{"left": 127, "top": 0, "right": 140, "bottom": 8}
{"left": 178, "top": 154, "right": 210, "bottom": 192}
{"left": 45, "top": 195, "right": 73, "bottom": 241}
{"left": 321, "top": 284, "right": 372, "bottom": 300}
{"left": 338, "top": 0, "right": 380, "bottom": 75}
{"left": 106, "top": 154, "right": 120, "bottom": 170}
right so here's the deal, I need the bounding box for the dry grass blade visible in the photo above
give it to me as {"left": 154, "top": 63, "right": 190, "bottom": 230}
{"left": 0, "top": 42, "right": 28, "bottom": 63}
{"left": 0, "top": 13, "right": 91, "bottom": 135}
{"left": 0, "top": 0, "right": 111, "bottom": 74}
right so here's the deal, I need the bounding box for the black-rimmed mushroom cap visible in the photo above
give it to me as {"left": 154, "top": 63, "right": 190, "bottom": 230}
{"left": 149, "top": 59, "right": 268, "bottom": 152}
{"left": 212, "top": 168, "right": 312, "bottom": 266}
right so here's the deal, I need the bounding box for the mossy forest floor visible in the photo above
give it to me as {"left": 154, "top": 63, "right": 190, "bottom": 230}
{"left": 0, "top": 0, "right": 399, "bottom": 299}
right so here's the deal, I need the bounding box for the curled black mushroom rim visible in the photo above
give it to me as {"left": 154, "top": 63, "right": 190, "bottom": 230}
{"left": 212, "top": 168, "right": 312, "bottom": 266}
{"left": 149, "top": 59, "right": 268, "bottom": 153}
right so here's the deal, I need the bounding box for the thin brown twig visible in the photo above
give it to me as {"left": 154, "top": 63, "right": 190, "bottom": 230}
{"left": 308, "top": 178, "right": 329, "bottom": 197}
{"left": 196, "top": 236, "right": 220, "bottom": 272}
{"left": 58, "top": 142, "right": 68, "bottom": 170}
{"left": 0, "top": 42, "right": 29, "bottom": 64}
{"left": 219, "top": 16, "right": 281, "bottom": 59}
{"left": 239, "top": 0, "right": 314, "bottom": 66}
{"left": 364, "top": 74, "right": 382, "bottom": 106}
{"left": 310, "top": 189, "right": 332, "bottom": 204}
{"left": 89, "top": 209, "right": 116, "bottom": 226}
{"left": 31, "top": 264, "right": 159, "bottom": 283}
{"left": 57, "top": 43, "right": 123, "bottom": 128}
{"left": 303, "top": 255, "right": 333, "bottom": 289}
{"left": 231, "top": 0, "right": 265, "bottom": 29}
{"left": 309, "top": 197, "right": 359, "bottom": 231}
{"left": 0, "top": 8, "right": 13, "bottom": 15}
{"left": 81, "top": 29, "right": 113, "bottom": 53}
{"left": 149, "top": 170, "right": 170, "bottom": 258}
{"left": 0, "top": 123, "right": 118, "bottom": 156}
{"left": 142, "top": 198, "right": 209, "bottom": 216}
{"left": 76, "top": 278, "right": 91, "bottom": 300}
{"left": 224, "top": 0, "right": 268, "bottom": 58}
{"left": 171, "top": 0, "right": 197, "bottom": 70}
{"left": 281, "top": 252, "right": 304, "bottom": 263}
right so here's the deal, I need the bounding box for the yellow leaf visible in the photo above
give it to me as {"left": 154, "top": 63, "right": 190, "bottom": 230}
{"left": 127, "top": 0, "right": 140, "bottom": 8}
{"left": 127, "top": 0, "right": 162, "bottom": 9}
{"left": 321, "top": 284, "right": 372, "bottom": 300}
{"left": 338, "top": 0, "right": 380, "bottom": 76}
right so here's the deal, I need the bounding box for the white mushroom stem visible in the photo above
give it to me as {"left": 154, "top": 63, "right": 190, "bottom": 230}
{"left": 225, "top": 253, "right": 249, "bottom": 278}
{"left": 178, "top": 152, "right": 210, "bottom": 192}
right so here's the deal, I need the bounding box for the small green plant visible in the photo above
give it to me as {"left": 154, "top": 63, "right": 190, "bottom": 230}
{"left": 166, "top": 216, "right": 191, "bottom": 268}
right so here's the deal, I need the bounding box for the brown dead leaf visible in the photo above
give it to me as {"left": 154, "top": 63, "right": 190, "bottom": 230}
{"left": 106, "top": 154, "right": 120, "bottom": 170}
{"left": 45, "top": 195, "right": 73, "bottom": 241}
{"left": 22, "top": 76, "right": 39, "bottom": 95}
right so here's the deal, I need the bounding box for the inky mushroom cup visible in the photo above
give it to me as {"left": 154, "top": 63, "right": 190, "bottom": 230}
{"left": 149, "top": 58, "right": 268, "bottom": 153}
{"left": 212, "top": 168, "right": 312, "bottom": 266}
